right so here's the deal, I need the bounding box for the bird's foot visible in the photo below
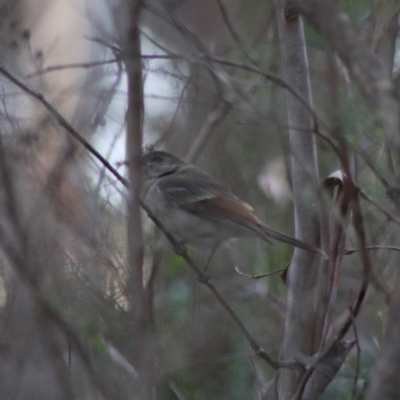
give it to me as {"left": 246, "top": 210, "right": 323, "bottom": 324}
{"left": 173, "top": 242, "right": 187, "bottom": 256}
{"left": 197, "top": 272, "right": 210, "bottom": 284}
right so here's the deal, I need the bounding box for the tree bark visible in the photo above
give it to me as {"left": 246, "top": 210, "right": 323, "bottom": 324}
{"left": 124, "top": 1, "right": 156, "bottom": 399}
{"left": 273, "top": 2, "right": 321, "bottom": 399}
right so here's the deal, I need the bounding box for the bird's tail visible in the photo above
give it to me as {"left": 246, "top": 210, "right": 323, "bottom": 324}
{"left": 259, "top": 224, "right": 326, "bottom": 258}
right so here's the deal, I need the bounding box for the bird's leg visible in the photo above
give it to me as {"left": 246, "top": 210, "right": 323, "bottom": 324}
{"left": 202, "top": 242, "right": 220, "bottom": 272}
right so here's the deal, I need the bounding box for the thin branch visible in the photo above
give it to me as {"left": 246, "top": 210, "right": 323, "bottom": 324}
{"left": 235, "top": 266, "right": 287, "bottom": 279}
{"left": 25, "top": 59, "right": 118, "bottom": 78}
{"left": 91, "top": 53, "right": 123, "bottom": 132}
{"left": 319, "top": 172, "right": 352, "bottom": 347}
{"left": 338, "top": 184, "right": 387, "bottom": 341}
{"left": 152, "top": 75, "right": 193, "bottom": 148}
{"left": 292, "top": 339, "right": 354, "bottom": 400}
{"left": 344, "top": 245, "right": 400, "bottom": 255}
{"left": 139, "top": 29, "right": 327, "bottom": 135}
{"left": 26, "top": 54, "right": 184, "bottom": 79}
{"left": 359, "top": 188, "right": 400, "bottom": 225}
{"left": 214, "top": 0, "right": 259, "bottom": 67}
{"left": 184, "top": 101, "right": 229, "bottom": 163}
{"left": 357, "top": 147, "right": 393, "bottom": 191}
{"left": 356, "top": 147, "right": 400, "bottom": 211}
{"left": 143, "top": 32, "right": 345, "bottom": 165}
{"left": 161, "top": 0, "right": 212, "bottom": 59}
{"left": 349, "top": 308, "right": 361, "bottom": 400}
{"left": 101, "top": 337, "right": 140, "bottom": 379}
{"left": 169, "top": 381, "right": 186, "bottom": 400}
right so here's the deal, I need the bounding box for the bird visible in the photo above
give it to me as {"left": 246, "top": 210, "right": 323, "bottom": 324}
{"left": 141, "top": 150, "right": 323, "bottom": 267}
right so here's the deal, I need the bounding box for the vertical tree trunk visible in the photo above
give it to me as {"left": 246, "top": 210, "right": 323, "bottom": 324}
{"left": 124, "top": 1, "right": 156, "bottom": 399}
{"left": 273, "top": 2, "right": 321, "bottom": 399}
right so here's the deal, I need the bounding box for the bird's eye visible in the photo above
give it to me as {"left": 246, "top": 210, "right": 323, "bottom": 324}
{"left": 152, "top": 155, "right": 163, "bottom": 163}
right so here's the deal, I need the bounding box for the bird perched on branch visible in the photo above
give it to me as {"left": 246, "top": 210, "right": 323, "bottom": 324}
{"left": 141, "top": 150, "right": 323, "bottom": 267}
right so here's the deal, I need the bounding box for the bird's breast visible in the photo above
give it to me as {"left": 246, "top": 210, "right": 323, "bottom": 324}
{"left": 143, "top": 183, "right": 223, "bottom": 247}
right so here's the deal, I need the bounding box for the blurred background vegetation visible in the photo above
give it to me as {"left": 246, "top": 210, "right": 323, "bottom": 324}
{"left": 0, "top": 0, "right": 399, "bottom": 399}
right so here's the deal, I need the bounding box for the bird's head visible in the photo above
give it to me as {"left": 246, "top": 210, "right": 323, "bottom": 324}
{"left": 142, "top": 150, "right": 185, "bottom": 179}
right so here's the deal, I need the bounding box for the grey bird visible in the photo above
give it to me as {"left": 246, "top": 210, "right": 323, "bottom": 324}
{"left": 142, "top": 150, "right": 323, "bottom": 266}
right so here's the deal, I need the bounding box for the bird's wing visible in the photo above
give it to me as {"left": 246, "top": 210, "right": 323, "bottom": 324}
{"left": 197, "top": 193, "right": 261, "bottom": 226}
{"left": 159, "top": 166, "right": 264, "bottom": 229}
{"left": 158, "top": 166, "right": 226, "bottom": 205}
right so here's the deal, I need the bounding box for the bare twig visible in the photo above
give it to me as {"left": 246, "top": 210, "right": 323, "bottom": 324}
{"left": 91, "top": 54, "right": 123, "bottom": 132}
{"left": 26, "top": 54, "right": 184, "bottom": 80}
{"left": 359, "top": 188, "right": 400, "bottom": 225}
{"left": 292, "top": 339, "right": 354, "bottom": 400}
{"left": 214, "top": 0, "right": 259, "bottom": 67}
{"left": 184, "top": 101, "right": 229, "bottom": 163}
{"left": 101, "top": 337, "right": 140, "bottom": 379}
{"left": 169, "top": 381, "right": 186, "bottom": 400}
{"left": 338, "top": 184, "right": 383, "bottom": 340}
{"left": 25, "top": 58, "right": 118, "bottom": 78}
{"left": 344, "top": 245, "right": 400, "bottom": 255}
{"left": 319, "top": 172, "right": 352, "bottom": 347}
{"left": 139, "top": 29, "right": 326, "bottom": 135}
{"left": 235, "top": 266, "right": 287, "bottom": 279}
{"left": 152, "top": 75, "right": 192, "bottom": 148}
{"left": 349, "top": 308, "right": 361, "bottom": 400}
